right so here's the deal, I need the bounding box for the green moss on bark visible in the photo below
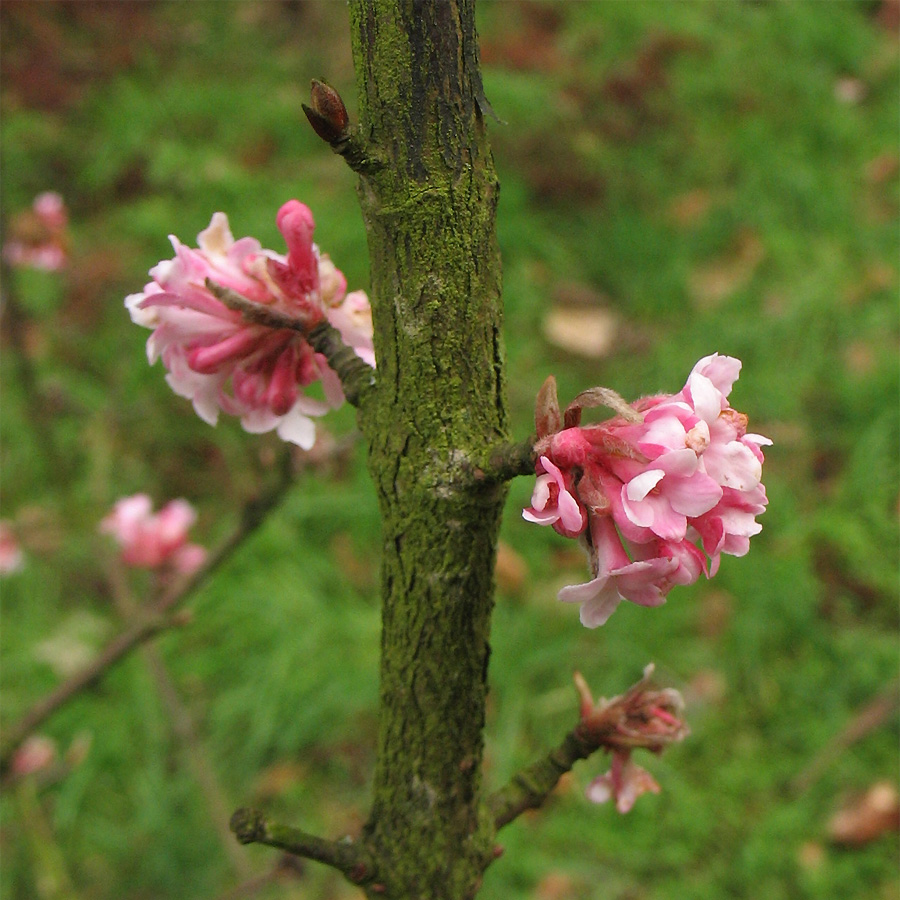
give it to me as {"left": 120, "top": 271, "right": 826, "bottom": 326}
{"left": 347, "top": 1, "right": 507, "bottom": 895}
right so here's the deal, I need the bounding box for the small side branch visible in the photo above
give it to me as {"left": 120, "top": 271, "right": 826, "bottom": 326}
{"left": 206, "top": 280, "right": 375, "bottom": 408}
{"left": 471, "top": 439, "right": 537, "bottom": 484}
{"left": 302, "top": 79, "right": 383, "bottom": 176}
{"left": 488, "top": 730, "right": 594, "bottom": 829}
{"left": 0, "top": 453, "right": 295, "bottom": 776}
{"left": 488, "top": 666, "right": 689, "bottom": 831}
{"left": 230, "top": 808, "right": 373, "bottom": 886}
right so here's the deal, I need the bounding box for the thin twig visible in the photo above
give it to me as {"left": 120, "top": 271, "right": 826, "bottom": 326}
{"left": 791, "top": 681, "right": 900, "bottom": 795}
{"left": 470, "top": 439, "right": 537, "bottom": 484}
{"left": 107, "top": 564, "right": 255, "bottom": 880}
{"left": 0, "top": 454, "right": 295, "bottom": 775}
{"left": 487, "top": 730, "right": 595, "bottom": 829}
{"left": 204, "top": 280, "right": 375, "bottom": 407}
{"left": 229, "top": 808, "right": 372, "bottom": 885}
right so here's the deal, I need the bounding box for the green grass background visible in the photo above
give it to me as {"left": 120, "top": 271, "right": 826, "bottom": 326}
{"left": 1, "top": 2, "right": 897, "bottom": 898}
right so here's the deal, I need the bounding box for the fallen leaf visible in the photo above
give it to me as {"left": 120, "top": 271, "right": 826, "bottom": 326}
{"left": 252, "top": 760, "right": 309, "bottom": 801}
{"left": 834, "top": 77, "right": 867, "bottom": 104}
{"left": 330, "top": 532, "right": 375, "bottom": 591}
{"left": 667, "top": 188, "right": 713, "bottom": 226}
{"left": 543, "top": 306, "right": 618, "bottom": 359}
{"left": 34, "top": 611, "right": 110, "bottom": 678}
{"left": 797, "top": 840, "right": 826, "bottom": 871}
{"left": 689, "top": 231, "right": 765, "bottom": 309}
{"left": 495, "top": 541, "right": 528, "bottom": 596}
{"left": 828, "top": 781, "right": 900, "bottom": 846}
{"left": 865, "top": 153, "right": 899, "bottom": 185}
{"left": 534, "top": 870, "right": 577, "bottom": 900}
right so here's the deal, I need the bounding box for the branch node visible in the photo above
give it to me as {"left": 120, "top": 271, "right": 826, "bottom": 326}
{"left": 230, "top": 807, "right": 267, "bottom": 844}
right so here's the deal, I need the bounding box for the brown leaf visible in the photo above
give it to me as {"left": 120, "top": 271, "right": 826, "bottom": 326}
{"left": 534, "top": 870, "right": 577, "bottom": 900}
{"left": 667, "top": 188, "right": 713, "bottom": 226}
{"left": 689, "top": 231, "right": 765, "bottom": 309}
{"left": 828, "top": 781, "right": 900, "bottom": 846}
{"left": 543, "top": 306, "right": 618, "bottom": 359}
{"left": 330, "top": 532, "right": 375, "bottom": 591}
{"left": 495, "top": 541, "right": 528, "bottom": 596}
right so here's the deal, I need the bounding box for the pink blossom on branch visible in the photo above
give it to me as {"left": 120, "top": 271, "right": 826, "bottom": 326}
{"left": 99, "top": 494, "right": 206, "bottom": 575}
{"left": 2, "top": 192, "right": 70, "bottom": 271}
{"left": 0, "top": 521, "right": 24, "bottom": 576}
{"left": 523, "top": 355, "right": 770, "bottom": 626}
{"left": 575, "top": 665, "right": 688, "bottom": 813}
{"left": 125, "top": 201, "right": 374, "bottom": 448}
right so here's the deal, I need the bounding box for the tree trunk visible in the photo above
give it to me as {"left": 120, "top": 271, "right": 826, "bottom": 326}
{"left": 348, "top": 2, "right": 507, "bottom": 896}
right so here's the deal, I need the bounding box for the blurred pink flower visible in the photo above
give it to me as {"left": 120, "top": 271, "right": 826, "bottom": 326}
{"left": 524, "top": 354, "right": 770, "bottom": 626}
{"left": 585, "top": 750, "right": 661, "bottom": 813}
{"left": 0, "top": 521, "right": 24, "bottom": 575}
{"left": 100, "top": 494, "right": 206, "bottom": 574}
{"left": 11, "top": 735, "right": 57, "bottom": 778}
{"left": 2, "top": 192, "right": 69, "bottom": 271}
{"left": 575, "top": 665, "right": 687, "bottom": 812}
{"left": 126, "top": 201, "right": 374, "bottom": 448}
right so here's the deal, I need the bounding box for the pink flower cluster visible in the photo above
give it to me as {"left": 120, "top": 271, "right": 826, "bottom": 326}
{"left": 100, "top": 494, "right": 206, "bottom": 575}
{"left": 524, "top": 355, "right": 770, "bottom": 627}
{"left": 575, "top": 666, "right": 688, "bottom": 813}
{"left": 2, "top": 192, "right": 69, "bottom": 271}
{"left": 126, "top": 201, "right": 374, "bottom": 448}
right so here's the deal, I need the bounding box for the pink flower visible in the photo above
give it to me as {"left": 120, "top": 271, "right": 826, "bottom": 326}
{"left": 575, "top": 666, "right": 688, "bottom": 812}
{"left": 585, "top": 750, "right": 660, "bottom": 813}
{"left": 11, "top": 735, "right": 57, "bottom": 778}
{"left": 522, "top": 455, "right": 586, "bottom": 537}
{"left": 0, "top": 521, "right": 24, "bottom": 575}
{"left": 126, "top": 202, "right": 374, "bottom": 448}
{"left": 525, "top": 355, "right": 770, "bottom": 626}
{"left": 2, "top": 192, "right": 69, "bottom": 271}
{"left": 100, "top": 494, "right": 207, "bottom": 575}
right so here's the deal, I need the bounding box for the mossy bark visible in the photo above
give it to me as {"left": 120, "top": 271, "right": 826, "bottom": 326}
{"left": 348, "top": 2, "right": 507, "bottom": 896}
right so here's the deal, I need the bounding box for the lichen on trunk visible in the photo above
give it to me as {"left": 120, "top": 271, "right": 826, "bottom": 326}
{"left": 348, "top": 1, "right": 508, "bottom": 895}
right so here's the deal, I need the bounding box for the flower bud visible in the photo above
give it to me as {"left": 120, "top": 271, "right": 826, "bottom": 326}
{"left": 303, "top": 79, "right": 349, "bottom": 143}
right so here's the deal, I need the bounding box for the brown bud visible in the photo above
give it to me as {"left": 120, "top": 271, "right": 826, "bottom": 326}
{"left": 535, "top": 375, "right": 562, "bottom": 438}
{"left": 563, "top": 386, "right": 642, "bottom": 430}
{"left": 303, "top": 79, "right": 349, "bottom": 143}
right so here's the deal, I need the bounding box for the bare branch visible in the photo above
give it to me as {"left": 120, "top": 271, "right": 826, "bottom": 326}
{"left": 471, "top": 439, "right": 537, "bottom": 484}
{"left": 0, "top": 452, "right": 295, "bottom": 776}
{"left": 230, "top": 808, "right": 373, "bottom": 886}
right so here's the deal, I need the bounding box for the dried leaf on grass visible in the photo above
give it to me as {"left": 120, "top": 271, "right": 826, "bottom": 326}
{"left": 689, "top": 230, "right": 765, "bottom": 309}
{"left": 828, "top": 781, "right": 900, "bottom": 846}
{"left": 495, "top": 540, "right": 528, "bottom": 596}
{"left": 543, "top": 307, "right": 618, "bottom": 359}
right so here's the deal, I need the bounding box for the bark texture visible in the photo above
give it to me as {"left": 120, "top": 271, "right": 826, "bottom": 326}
{"left": 348, "top": 2, "right": 507, "bottom": 896}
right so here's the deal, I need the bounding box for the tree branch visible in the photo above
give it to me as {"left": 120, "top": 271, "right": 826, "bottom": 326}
{"left": 470, "top": 439, "right": 537, "bottom": 484}
{"left": 301, "top": 79, "right": 384, "bottom": 176}
{"left": 229, "top": 808, "right": 374, "bottom": 886}
{"left": 488, "top": 666, "right": 689, "bottom": 831}
{"left": 488, "top": 730, "right": 595, "bottom": 829}
{"left": 205, "top": 279, "right": 375, "bottom": 408}
{"left": 0, "top": 452, "right": 295, "bottom": 776}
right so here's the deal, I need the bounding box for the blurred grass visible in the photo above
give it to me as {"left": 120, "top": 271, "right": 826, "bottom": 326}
{"left": 1, "top": 2, "right": 898, "bottom": 899}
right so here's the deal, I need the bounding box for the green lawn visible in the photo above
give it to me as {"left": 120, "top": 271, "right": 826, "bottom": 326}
{"left": 1, "top": 2, "right": 897, "bottom": 899}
